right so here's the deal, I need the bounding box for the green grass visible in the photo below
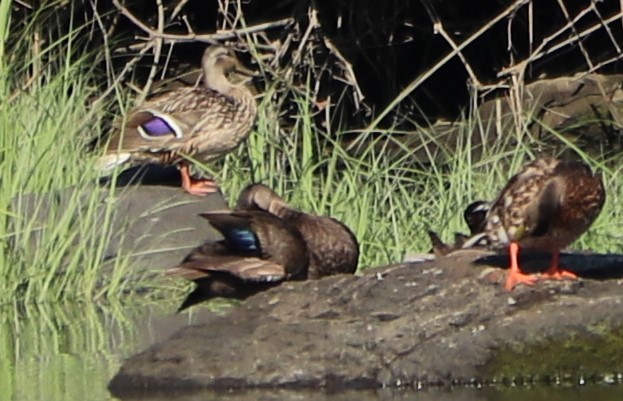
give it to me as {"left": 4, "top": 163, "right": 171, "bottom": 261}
{"left": 0, "top": 4, "right": 134, "bottom": 304}
{"left": 200, "top": 85, "right": 623, "bottom": 269}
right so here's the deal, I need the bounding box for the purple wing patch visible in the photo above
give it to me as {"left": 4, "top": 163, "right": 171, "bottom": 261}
{"left": 141, "top": 116, "right": 175, "bottom": 137}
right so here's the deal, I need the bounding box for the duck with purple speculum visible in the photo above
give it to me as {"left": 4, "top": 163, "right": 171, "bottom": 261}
{"left": 99, "top": 45, "right": 257, "bottom": 195}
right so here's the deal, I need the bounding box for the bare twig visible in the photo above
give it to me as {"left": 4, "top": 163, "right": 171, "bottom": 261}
{"left": 568, "top": 2, "right": 622, "bottom": 129}
{"left": 160, "top": 45, "right": 175, "bottom": 81}
{"left": 323, "top": 36, "right": 366, "bottom": 109}
{"left": 293, "top": 7, "right": 318, "bottom": 66}
{"left": 433, "top": 21, "right": 484, "bottom": 90}
{"left": 361, "top": 0, "right": 530, "bottom": 136}
{"left": 587, "top": 53, "right": 623, "bottom": 74}
{"left": 169, "top": 0, "right": 190, "bottom": 22}
{"left": 507, "top": 72, "right": 526, "bottom": 140}
{"left": 499, "top": 8, "right": 623, "bottom": 77}
{"left": 112, "top": 0, "right": 293, "bottom": 44}
{"left": 90, "top": 1, "right": 113, "bottom": 86}
{"left": 136, "top": 0, "right": 165, "bottom": 104}
{"left": 14, "top": 0, "right": 33, "bottom": 9}
{"left": 89, "top": 42, "right": 156, "bottom": 112}
{"left": 556, "top": 0, "right": 594, "bottom": 70}
{"left": 276, "top": 6, "right": 319, "bottom": 98}
{"left": 497, "top": 1, "right": 623, "bottom": 139}
{"left": 589, "top": 0, "right": 621, "bottom": 53}
{"left": 527, "top": 0, "right": 533, "bottom": 75}
{"left": 181, "top": 15, "right": 194, "bottom": 35}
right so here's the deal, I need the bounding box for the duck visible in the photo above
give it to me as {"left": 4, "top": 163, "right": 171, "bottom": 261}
{"left": 463, "top": 200, "right": 490, "bottom": 235}
{"left": 100, "top": 45, "right": 257, "bottom": 195}
{"left": 166, "top": 210, "right": 309, "bottom": 311}
{"left": 235, "top": 183, "right": 360, "bottom": 279}
{"left": 483, "top": 157, "right": 605, "bottom": 291}
{"left": 427, "top": 230, "right": 455, "bottom": 258}
{"left": 426, "top": 200, "right": 491, "bottom": 257}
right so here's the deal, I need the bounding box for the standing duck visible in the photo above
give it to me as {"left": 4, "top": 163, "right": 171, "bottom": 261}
{"left": 100, "top": 45, "right": 257, "bottom": 195}
{"left": 236, "top": 183, "right": 360, "bottom": 279}
{"left": 483, "top": 158, "right": 605, "bottom": 291}
{"left": 166, "top": 211, "right": 308, "bottom": 311}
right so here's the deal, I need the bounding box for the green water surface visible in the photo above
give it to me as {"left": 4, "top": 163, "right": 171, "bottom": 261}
{"left": 1, "top": 302, "right": 622, "bottom": 401}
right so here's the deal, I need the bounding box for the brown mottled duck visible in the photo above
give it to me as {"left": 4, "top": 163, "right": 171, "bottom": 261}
{"left": 483, "top": 158, "right": 605, "bottom": 291}
{"left": 100, "top": 45, "right": 257, "bottom": 195}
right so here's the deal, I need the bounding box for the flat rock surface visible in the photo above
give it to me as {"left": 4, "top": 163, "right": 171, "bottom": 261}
{"left": 109, "top": 248, "right": 623, "bottom": 395}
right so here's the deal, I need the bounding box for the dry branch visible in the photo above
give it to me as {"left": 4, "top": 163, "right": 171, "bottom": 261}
{"left": 112, "top": 0, "right": 293, "bottom": 44}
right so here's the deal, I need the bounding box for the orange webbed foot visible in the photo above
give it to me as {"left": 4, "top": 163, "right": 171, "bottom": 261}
{"left": 505, "top": 242, "right": 539, "bottom": 291}
{"left": 184, "top": 178, "right": 219, "bottom": 196}
{"left": 539, "top": 251, "right": 578, "bottom": 281}
{"left": 540, "top": 268, "right": 578, "bottom": 280}
{"left": 179, "top": 163, "right": 219, "bottom": 196}
{"left": 504, "top": 269, "right": 538, "bottom": 291}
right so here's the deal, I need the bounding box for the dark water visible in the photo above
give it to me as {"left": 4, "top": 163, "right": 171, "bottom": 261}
{"left": 1, "top": 301, "right": 622, "bottom": 401}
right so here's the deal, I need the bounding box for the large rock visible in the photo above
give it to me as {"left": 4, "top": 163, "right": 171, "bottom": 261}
{"left": 108, "top": 249, "right": 623, "bottom": 395}
{"left": 10, "top": 178, "right": 228, "bottom": 282}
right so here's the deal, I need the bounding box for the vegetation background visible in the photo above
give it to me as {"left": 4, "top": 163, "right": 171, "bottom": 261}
{"left": 1, "top": 0, "right": 622, "bottom": 305}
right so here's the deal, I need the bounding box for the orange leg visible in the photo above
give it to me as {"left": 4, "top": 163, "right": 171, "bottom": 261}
{"left": 179, "top": 163, "right": 218, "bottom": 196}
{"left": 540, "top": 251, "right": 578, "bottom": 281}
{"left": 505, "top": 242, "right": 539, "bottom": 291}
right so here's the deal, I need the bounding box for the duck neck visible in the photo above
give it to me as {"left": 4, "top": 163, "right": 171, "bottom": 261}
{"left": 203, "top": 64, "right": 235, "bottom": 95}
{"left": 252, "top": 196, "right": 299, "bottom": 220}
{"left": 267, "top": 199, "right": 299, "bottom": 219}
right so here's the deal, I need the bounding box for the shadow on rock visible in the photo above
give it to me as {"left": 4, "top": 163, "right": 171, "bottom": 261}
{"left": 474, "top": 251, "right": 623, "bottom": 279}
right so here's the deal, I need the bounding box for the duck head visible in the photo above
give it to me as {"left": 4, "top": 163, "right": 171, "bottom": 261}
{"left": 202, "top": 45, "right": 255, "bottom": 93}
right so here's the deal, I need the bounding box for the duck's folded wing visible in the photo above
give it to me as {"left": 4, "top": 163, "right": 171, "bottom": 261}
{"left": 166, "top": 256, "right": 286, "bottom": 282}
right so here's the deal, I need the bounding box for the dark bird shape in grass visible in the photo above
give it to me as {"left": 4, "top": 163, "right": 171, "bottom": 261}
{"left": 427, "top": 200, "right": 491, "bottom": 257}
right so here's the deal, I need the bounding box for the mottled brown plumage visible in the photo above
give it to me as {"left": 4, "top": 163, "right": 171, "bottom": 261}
{"left": 236, "top": 183, "right": 359, "bottom": 279}
{"left": 100, "top": 45, "right": 257, "bottom": 195}
{"left": 484, "top": 158, "right": 605, "bottom": 290}
{"left": 166, "top": 211, "right": 308, "bottom": 311}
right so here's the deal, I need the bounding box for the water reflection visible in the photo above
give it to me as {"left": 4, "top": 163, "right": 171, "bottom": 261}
{"left": 0, "top": 300, "right": 216, "bottom": 401}
{"left": 109, "top": 385, "right": 623, "bottom": 401}
{"left": 1, "top": 301, "right": 622, "bottom": 401}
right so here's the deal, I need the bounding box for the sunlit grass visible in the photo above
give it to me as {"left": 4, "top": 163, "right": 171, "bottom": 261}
{"left": 0, "top": 5, "right": 133, "bottom": 304}
{"left": 202, "top": 85, "right": 623, "bottom": 270}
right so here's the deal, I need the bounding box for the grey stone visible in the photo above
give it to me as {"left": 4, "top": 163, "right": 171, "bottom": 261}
{"left": 9, "top": 184, "right": 228, "bottom": 284}
{"left": 108, "top": 248, "right": 623, "bottom": 394}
